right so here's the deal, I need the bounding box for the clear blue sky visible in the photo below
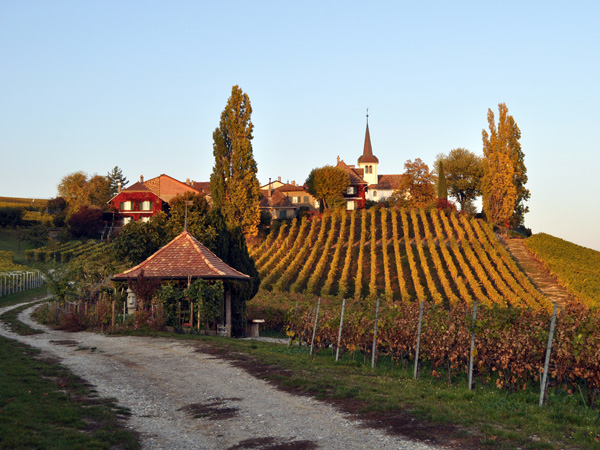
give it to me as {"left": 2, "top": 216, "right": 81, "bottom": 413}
{"left": 1, "top": 1, "right": 599, "bottom": 251}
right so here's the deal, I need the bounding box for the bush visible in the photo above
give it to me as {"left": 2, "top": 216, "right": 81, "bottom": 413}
{"left": 67, "top": 206, "right": 104, "bottom": 238}
{"left": 0, "top": 207, "right": 24, "bottom": 227}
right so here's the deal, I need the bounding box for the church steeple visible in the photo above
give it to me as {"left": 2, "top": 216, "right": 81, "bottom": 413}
{"left": 357, "top": 110, "right": 379, "bottom": 186}
{"left": 358, "top": 111, "right": 379, "bottom": 164}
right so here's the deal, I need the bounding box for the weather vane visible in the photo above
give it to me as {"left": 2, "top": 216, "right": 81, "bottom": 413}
{"left": 366, "top": 108, "right": 369, "bottom": 123}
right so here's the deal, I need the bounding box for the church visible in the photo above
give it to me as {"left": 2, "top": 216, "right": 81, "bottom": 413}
{"left": 335, "top": 115, "right": 404, "bottom": 210}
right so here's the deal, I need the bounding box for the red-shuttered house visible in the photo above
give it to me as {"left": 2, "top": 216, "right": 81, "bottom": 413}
{"left": 109, "top": 174, "right": 207, "bottom": 226}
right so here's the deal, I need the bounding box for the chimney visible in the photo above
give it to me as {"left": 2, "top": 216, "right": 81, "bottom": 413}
{"left": 337, "top": 156, "right": 340, "bottom": 164}
{"left": 140, "top": 175, "right": 144, "bottom": 183}
{"left": 268, "top": 178, "right": 272, "bottom": 197}
{"left": 278, "top": 176, "right": 281, "bottom": 182}
{"left": 292, "top": 180, "right": 296, "bottom": 186}
{"left": 186, "top": 178, "right": 190, "bottom": 185}
{"left": 117, "top": 181, "right": 122, "bottom": 194}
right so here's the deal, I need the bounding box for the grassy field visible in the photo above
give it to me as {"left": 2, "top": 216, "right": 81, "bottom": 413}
{"left": 0, "top": 228, "right": 38, "bottom": 264}
{"left": 0, "top": 290, "right": 140, "bottom": 450}
{"left": 0, "top": 196, "right": 48, "bottom": 208}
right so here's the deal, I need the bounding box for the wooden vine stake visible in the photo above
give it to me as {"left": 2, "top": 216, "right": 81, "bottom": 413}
{"left": 310, "top": 298, "right": 321, "bottom": 355}
{"left": 371, "top": 297, "right": 380, "bottom": 370}
{"left": 540, "top": 302, "right": 558, "bottom": 407}
{"left": 335, "top": 298, "right": 346, "bottom": 362}
{"left": 468, "top": 301, "right": 478, "bottom": 390}
{"left": 111, "top": 300, "right": 116, "bottom": 329}
{"left": 414, "top": 300, "right": 425, "bottom": 380}
{"left": 288, "top": 299, "right": 299, "bottom": 348}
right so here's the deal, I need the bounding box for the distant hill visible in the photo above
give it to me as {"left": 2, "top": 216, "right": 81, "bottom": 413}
{"left": 0, "top": 196, "right": 49, "bottom": 208}
{"left": 526, "top": 233, "right": 600, "bottom": 305}
{"left": 248, "top": 208, "right": 553, "bottom": 310}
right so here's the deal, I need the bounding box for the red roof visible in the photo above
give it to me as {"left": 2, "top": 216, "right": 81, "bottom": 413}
{"left": 112, "top": 231, "right": 250, "bottom": 281}
{"left": 369, "top": 174, "right": 404, "bottom": 190}
{"left": 336, "top": 159, "right": 367, "bottom": 185}
{"left": 357, "top": 122, "right": 379, "bottom": 164}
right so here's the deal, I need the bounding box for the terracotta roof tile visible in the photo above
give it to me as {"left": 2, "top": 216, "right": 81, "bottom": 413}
{"left": 112, "top": 231, "right": 250, "bottom": 281}
{"left": 369, "top": 174, "right": 405, "bottom": 190}
{"left": 336, "top": 159, "right": 367, "bottom": 185}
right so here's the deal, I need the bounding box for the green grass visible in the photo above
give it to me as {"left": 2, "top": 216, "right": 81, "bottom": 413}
{"left": 0, "top": 286, "right": 48, "bottom": 308}
{"left": 0, "top": 228, "right": 38, "bottom": 264}
{"left": 0, "top": 289, "right": 140, "bottom": 449}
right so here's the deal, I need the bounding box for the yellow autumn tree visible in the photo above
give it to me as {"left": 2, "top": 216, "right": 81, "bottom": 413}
{"left": 481, "top": 103, "right": 518, "bottom": 228}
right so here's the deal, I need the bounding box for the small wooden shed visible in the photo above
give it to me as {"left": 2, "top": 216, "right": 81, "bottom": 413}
{"left": 112, "top": 231, "right": 250, "bottom": 336}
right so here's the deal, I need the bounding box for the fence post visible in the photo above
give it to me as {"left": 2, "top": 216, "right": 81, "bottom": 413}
{"left": 287, "top": 300, "right": 300, "bottom": 348}
{"left": 371, "top": 298, "right": 380, "bottom": 369}
{"left": 178, "top": 302, "right": 181, "bottom": 327}
{"left": 468, "top": 300, "right": 478, "bottom": 390}
{"left": 112, "top": 300, "right": 116, "bottom": 329}
{"left": 190, "top": 302, "right": 194, "bottom": 329}
{"left": 310, "top": 298, "right": 321, "bottom": 355}
{"left": 414, "top": 300, "right": 425, "bottom": 380}
{"left": 335, "top": 298, "right": 346, "bottom": 362}
{"left": 540, "top": 303, "right": 558, "bottom": 407}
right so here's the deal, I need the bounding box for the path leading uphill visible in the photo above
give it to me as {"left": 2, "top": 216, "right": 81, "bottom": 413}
{"left": 0, "top": 303, "right": 444, "bottom": 450}
{"left": 502, "top": 238, "right": 572, "bottom": 306}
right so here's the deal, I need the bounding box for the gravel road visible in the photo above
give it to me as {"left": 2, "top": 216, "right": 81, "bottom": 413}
{"left": 0, "top": 302, "right": 444, "bottom": 450}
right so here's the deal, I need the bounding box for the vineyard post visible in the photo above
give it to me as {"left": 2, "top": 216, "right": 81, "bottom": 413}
{"left": 371, "top": 297, "right": 380, "bottom": 370}
{"left": 468, "top": 301, "right": 478, "bottom": 390}
{"left": 414, "top": 300, "right": 425, "bottom": 380}
{"left": 111, "top": 300, "right": 116, "bottom": 329}
{"left": 310, "top": 298, "right": 321, "bottom": 355}
{"left": 288, "top": 299, "right": 299, "bottom": 348}
{"left": 335, "top": 298, "right": 346, "bottom": 362}
{"left": 540, "top": 302, "right": 558, "bottom": 407}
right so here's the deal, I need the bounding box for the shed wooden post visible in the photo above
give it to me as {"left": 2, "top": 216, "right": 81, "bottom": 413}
{"left": 225, "top": 290, "right": 232, "bottom": 337}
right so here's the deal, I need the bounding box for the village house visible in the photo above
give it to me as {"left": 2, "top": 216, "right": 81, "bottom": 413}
{"left": 109, "top": 174, "right": 209, "bottom": 225}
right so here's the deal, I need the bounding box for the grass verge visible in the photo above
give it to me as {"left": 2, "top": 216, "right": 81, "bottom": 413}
{"left": 180, "top": 335, "right": 600, "bottom": 450}
{"left": 0, "top": 290, "right": 140, "bottom": 449}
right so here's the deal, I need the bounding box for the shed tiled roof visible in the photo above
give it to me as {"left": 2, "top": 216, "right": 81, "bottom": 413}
{"left": 123, "top": 181, "right": 151, "bottom": 192}
{"left": 274, "top": 183, "right": 307, "bottom": 193}
{"left": 111, "top": 231, "right": 250, "bottom": 281}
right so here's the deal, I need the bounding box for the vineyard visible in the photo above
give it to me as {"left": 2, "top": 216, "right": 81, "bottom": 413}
{"left": 25, "top": 241, "right": 111, "bottom": 264}
{"left": 249, "top": 208, "right": 553, "bottom": 310}
{"left": 0, "top": 196, "right": 48, "bottom": 208}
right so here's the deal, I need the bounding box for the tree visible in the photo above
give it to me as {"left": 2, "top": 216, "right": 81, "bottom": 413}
{"left": 66, "top": 206, "right": 105, "bottom": 238}
{"left": 437, "top": 160, "right": 447, "bottom": 200}
{"left": 305, "top": 165, "right": 350, "bottom": 210}
{"left": 107, "top": 166, "right": 129, "bottom": 197}
{"left": 481, "top": 103, "right": 527, "bottom": 227}
{"left": 390, "top": 158, "right": 435, "bottom": 208}
{"left": 57, "top": 172, "right": 111, "bottom": 213}
{"left": 435, "top": 148, "right": 484, "bottom": 213}
{"left": 210, "top": 85, "right": 261, "bottom": 236}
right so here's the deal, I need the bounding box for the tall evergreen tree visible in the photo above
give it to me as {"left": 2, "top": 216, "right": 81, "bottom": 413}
{"left": 437, "top": 160, "right": 447, "bottom": 199}
{"left": 481, "top": 103, "right": 520, "bottom": 228}
{"left": 107, "top": 166, "right": 129, "bottom": 197}
{"left": 210, "top": 86, "right": 261, "bottom": 236}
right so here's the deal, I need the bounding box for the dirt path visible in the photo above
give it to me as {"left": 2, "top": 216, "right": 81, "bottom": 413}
{"left": 502, "top": 238, "right": 572, "bottom": 306}
{"left": 0, "top": 303, "right": 443, "bottom": 450}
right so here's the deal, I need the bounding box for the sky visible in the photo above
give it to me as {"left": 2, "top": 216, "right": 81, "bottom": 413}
{"left": 1, "top": 1, "right": 599, "bottom": 251}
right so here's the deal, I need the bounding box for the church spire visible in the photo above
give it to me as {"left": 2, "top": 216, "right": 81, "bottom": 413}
{"left": 358, "top": 110, "right": 379, "bottom": 164}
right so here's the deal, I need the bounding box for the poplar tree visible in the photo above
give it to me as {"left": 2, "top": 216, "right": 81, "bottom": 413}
{"left": 210, "top": 86, "right": 261, "bottom": 236}
{"left": 481, "top": 103, "right": 521, "bottom": 228}
{"left": 437, "top": 160, "right": 447, "bottom": 199}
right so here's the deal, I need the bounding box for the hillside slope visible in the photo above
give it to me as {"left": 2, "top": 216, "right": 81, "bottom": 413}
{"left": 249, "top": 208, "right": 552, "bottom": 309}
{"left": 525, "top": 233, "right": 600, "bottom": 306}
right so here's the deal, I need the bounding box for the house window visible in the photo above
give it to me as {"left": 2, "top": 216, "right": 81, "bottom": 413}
{"left": 373, "top": 191, "right": 377, "bottom": 198}
{"left": 279, "top": 210, "right": 287, "bottom": 219}
{"left": 347, "top": 186, "right": 355, "bottom": 195}
{"left": 304, "top": 196, "right": 309, "bottom": 203}
{"left": 347, "top": 201, "right": 355, "bottom": 211}
{"left": 123, "top": 217, "right": 132, "bottom": 225}
{"left": 140, "top": 201, "right": 152, "bottom": 211}
{"left": 121, "top": 201, "right": 132, "bottom": 211}
{"left": 141, "top": 216, "right": 150, "bottom": 223}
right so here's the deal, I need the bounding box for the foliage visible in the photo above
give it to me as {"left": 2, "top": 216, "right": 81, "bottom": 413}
{"left": 46, "top": 196, "right": 67, "bottom": 213}
{"left": 24, "top": 224, "right": 49, "bottom": 248}
{"left": 0, "top": 250, "right": 28, "bottom": 272}
{"left": 390, "top": 159, "right": 435, "bottom": 208}
{"left": 129, "top": 270, "right": 161, "bottom": 304}
{"left": 435, "top": 148, "right": 483, "bottom": 212}
{"left": 210, "top": 85, "right": 261, "bottom": 236}
{"left": 305, "top": 165, "right": 350, "bottom": 210}
{"left": 482, "top": 103, "right": 528, "bottom": 227}
{"left": 107, "top": 165, "right": 129, "bottom": 197}
{"left": 111, "top": 212, "right": 172, "bottom": 265}
{"left": 0, "top": 207, "right": 25, "bottom": 228}
{"left": 57, "top": 171, "right": 112, "bottom": 213}
{"left": 526, "top": 233, "right": 600, "bottom": 306}
{"left": 66, "top": 205, "right": 104, "bottom": 238}
{"left": 185, "top": 279, "right": 224, "bottom": 328}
